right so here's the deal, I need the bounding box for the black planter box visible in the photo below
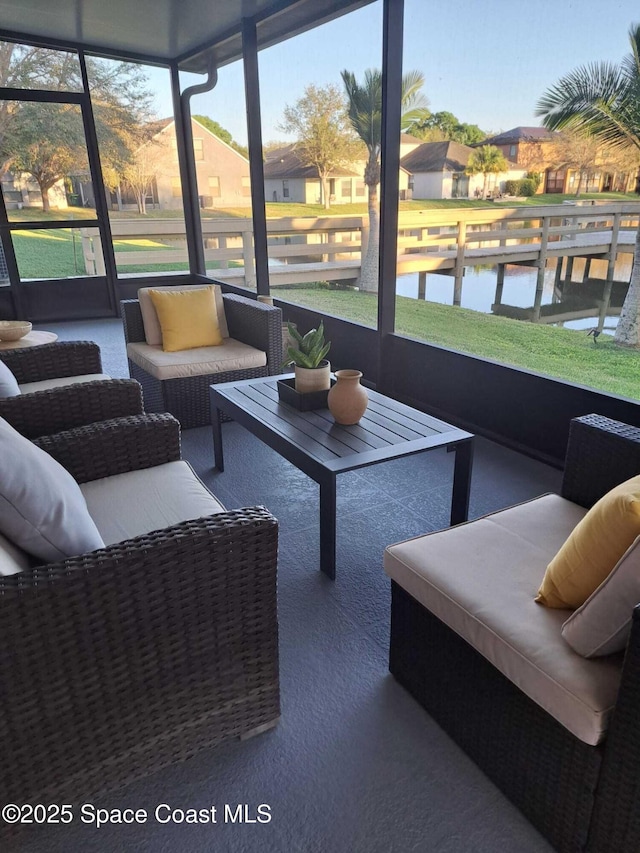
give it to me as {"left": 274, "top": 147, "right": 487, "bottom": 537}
{"left": 277, "top": 377, "right": 333, "bottom": 411}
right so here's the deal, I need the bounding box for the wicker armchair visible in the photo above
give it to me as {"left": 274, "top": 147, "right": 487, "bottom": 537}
{"left": 0, "top": 340, "right": 104, "bottom": 386}
{"left": 388, "top": 414, "right": 640, "bottom": 853}
{"left": 0, "top": 413, "right": 280, "bottom": 808}
{"left": 0, "top": 339, "right": 144, "bottom": 438}
{"left": 121, "top": 292, "right": 283, "bottom": 427}
{"left": 0, "top": 377, "right": 143, "bottom": 438}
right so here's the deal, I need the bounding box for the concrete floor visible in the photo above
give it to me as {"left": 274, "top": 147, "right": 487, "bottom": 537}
{"left": 13, "top": 319, "right": 562, "bottom": 852}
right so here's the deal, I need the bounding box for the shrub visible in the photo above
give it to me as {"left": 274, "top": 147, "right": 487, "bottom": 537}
{"left": 526, "top": 171, "right": 542, "bottom": 191}
{"left": 505, "top": 180, "right": 520, "bottom": 196}
{"left": 519, "top": 178, "right": 536, "bottom": 196}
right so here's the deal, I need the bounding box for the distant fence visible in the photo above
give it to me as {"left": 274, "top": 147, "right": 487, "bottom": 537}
{"left": 80, "top": 202, "right": 640, "bottom": 286}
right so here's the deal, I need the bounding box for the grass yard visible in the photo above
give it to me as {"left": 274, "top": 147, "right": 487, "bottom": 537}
{"left": 277, "top": 284, "right": 640, "bottom": 401}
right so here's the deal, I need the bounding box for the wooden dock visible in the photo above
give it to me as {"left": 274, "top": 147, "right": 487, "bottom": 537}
{"left": 84, "top": 204, "right": 640, "bottom": 303}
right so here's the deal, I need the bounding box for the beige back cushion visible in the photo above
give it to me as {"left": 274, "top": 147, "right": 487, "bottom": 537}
{"left": 562, "top": 536, "right": 640, "bottom": 657}
{"left": 138, "top": 284, "right": 229, "bottom": 344}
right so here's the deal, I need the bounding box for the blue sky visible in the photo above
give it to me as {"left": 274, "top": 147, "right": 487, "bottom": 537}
{"left": 158, "top": 0, "right": 640, "bottom": 146}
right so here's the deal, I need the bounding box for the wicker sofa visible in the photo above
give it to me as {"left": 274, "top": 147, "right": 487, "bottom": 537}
{"left": 0, "top": 412, "right": 280, "bottom": 807}
{"left": 385, "top": 414, "right": 640, "bottom": 853}
{"left": 121, "top": 288, "right": 283, "bottom": 428}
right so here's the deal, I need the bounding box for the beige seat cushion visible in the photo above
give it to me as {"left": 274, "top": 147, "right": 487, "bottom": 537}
{"left": 80, "top": 460, "right": 225, "bottom": 545}
{"left": 384, "top": 494, "right": 624, "bottom": 746}
{"left": 126, "top": 339, "right": 266, "bottom": 380}
{"left": 19, "top": 373, "right": 111, "bottom": 394}
{"left": 138, "top": 284, "right": 229, "bottom": 342}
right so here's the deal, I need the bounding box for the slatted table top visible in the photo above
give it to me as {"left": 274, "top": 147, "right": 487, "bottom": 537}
{"left": 210, "top": 375, "right": 473, "bottom": 477}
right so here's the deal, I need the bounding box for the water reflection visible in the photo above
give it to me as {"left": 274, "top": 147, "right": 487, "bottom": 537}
{"left": 396, "top": 256, "right": 630, "bottom": 335}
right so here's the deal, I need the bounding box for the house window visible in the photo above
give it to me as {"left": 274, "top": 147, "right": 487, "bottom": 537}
{"left": 170, "top": 177, "right": 181, "bottom": 197}
{"left": 509, "top": 144, "right": 517, "bottom": 157}
{"left": 282, "top": 180, "right": 289, "bottom": 198}
{"left": 341, "top": 180, "right": 351, "bottom": 198}
{"left": 209, "top": 176, "right": 221, "bottom": 198}
{"left": 241, "top": 176, "right": 251, "bottom": 197}
{"left": 329, "top": 178, "right": 336, "bottom": 198}
{"left": 355, "top": 179, "right": 365, "bottom": 197}
{"left": 193, "top": 138, "right": 204, "bottom": 161}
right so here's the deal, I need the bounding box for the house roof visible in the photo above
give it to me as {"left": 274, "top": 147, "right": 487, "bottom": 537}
{"left": 401, "top": 140, "right": 520, "bottom": 173}
{"left": 263, "top": 144, "right": 360, "bottom": 180}
{"left": 400, "top": 141, "right": 475, "bottom": 173}
{"left": 482, "top": 126, "right": 556, "bottom": 145}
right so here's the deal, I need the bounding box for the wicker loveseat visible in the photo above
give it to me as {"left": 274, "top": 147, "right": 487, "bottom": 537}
{"left": 0, "top": 412, "right": 280, "bottom": 808}
{"left": 121, "top": 286, "right": 283, "bottom": 427}
{"left": 385, "top": 414, "right": 640, "bottom": 853}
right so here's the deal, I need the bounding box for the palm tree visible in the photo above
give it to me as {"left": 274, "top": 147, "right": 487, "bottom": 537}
{"left": 341, "top": 68, "right": 429, "bottom": 291}
{"left": 536, "top": 23, "right": 640, "bottom": 348}
{"left": 464, "top": 145, "right": 509, "bottom": 198}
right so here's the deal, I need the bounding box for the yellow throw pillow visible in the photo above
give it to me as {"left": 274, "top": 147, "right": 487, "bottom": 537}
{"left": 149, "top": 286, "right": 223, "bottom": 352}
{"left": 536, "top": 474, "right": 640, "bottom": 608}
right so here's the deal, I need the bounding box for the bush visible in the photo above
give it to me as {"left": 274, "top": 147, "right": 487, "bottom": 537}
{"left": 504, "top": 178, "right": 537, "bottom": 197}
{"left": 526, "top": 171, "right": 542, "bottom": 191}
{"left": 519, "top": 178, "right": 537, "bottom": 196}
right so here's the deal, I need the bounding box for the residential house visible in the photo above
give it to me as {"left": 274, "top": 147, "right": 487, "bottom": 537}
{"left": 400, "top": 140, "right": 525, "bottom": 199}
{"left": 1, "top": 170, "right": 68, "bottom": 210}
{"left": 264, "top": 140, "right": 417, "bottom": 205}
{"left": 89, "top": 117, "right": 251, "bottom": 212}
{"left": 482, "top": 126, "right": 637, "bottom": 194}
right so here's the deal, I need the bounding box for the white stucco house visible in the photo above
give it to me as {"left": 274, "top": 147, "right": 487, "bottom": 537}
{"left": 264, "top": 134, "right": 423, "bottom": 205}
{"left": 401, "top": 140, "right": 526, "bottom": 199}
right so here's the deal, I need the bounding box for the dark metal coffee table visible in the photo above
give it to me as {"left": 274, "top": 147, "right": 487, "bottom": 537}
{"left": 210, "top": 375, "right": 474, "bottom": 580}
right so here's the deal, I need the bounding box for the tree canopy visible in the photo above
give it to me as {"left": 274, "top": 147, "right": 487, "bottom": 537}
{"left": 407, "top": 110, "right": 487, "bottom": 145}
{"left": 279, "top": 83, "right": 361, "bottom": 209}
{"left": 0, "top": 45, "right": 154, "bottom": 209}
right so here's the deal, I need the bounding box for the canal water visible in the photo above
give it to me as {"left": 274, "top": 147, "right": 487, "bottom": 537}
{"left": 396, "top": 256, "right": 631, "bottom": 335}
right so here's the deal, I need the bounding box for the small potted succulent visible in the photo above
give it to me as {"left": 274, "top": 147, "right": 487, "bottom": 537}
{"left": 285, "top": 321, "right": 331, "bottom": 393}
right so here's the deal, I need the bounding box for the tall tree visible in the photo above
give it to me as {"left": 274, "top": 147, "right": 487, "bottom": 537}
{"left": 464, "top": 145, "right": 508, "bottom": 198}
{"left": 279, "top": 84, "right": 361, "bottom": 209}
{"left": 536, "top": 22, "right": 640, "bottom": 347}
{"left": 341, "top": 68, "right": 429, "bottom": 291}
{"left": 2, "top": 102, "right": 87, "bottom": 211}
{"left": 0, "top": 47, "right": 153, "bottom": 210}
{"left": 408, "top": 110, "right": 486, "bottom": 145}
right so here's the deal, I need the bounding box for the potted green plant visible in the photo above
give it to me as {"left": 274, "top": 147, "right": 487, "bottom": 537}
{"left": 285, "top": 321, "right": 331, "bottom": 393}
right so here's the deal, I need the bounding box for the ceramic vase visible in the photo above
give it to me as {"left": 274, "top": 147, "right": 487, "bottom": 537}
{"left": 327, "top": 369, "right": 368, "bottom": 424}
{"left": 294, "top": 360, "right": 331, "bottom": 393}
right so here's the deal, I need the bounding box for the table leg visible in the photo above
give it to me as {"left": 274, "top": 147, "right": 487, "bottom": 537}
{"left": 319, "top": 475, "right": 337, "bottom": 580}
{"left": 450, "top": 437, "right": 474, "bottom": 525}
{"left": 212, "top": 407, "right": 225, "bottom": 471}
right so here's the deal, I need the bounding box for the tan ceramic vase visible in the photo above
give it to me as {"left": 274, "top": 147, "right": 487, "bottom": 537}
{"left": 327, "top": 369, "right": 368, "bottom": 424}
{"left": 294, "top": 360, "right": 331, "bottom": 393}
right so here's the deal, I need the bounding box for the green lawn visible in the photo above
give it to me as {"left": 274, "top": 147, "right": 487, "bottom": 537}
{"left": 7, "top": 191, "right": 639, "bottom": 225}
{"left": 277, "top": 284, "right": 640, "bottom": 401}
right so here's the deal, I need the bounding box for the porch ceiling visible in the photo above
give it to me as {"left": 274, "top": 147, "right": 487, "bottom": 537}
{"left": 0, "top": 0, "right": 374, "bottom": 71}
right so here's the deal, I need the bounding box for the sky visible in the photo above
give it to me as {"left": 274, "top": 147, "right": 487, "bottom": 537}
{"left": 149, "top": 0, "right": 640, "bottom": 147}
